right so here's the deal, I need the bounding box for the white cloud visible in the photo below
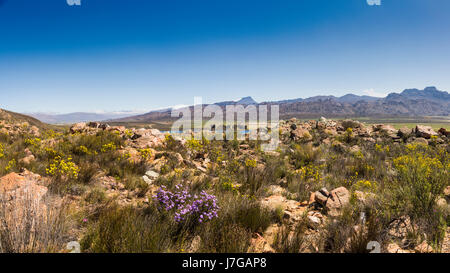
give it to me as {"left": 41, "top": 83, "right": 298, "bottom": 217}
{"left": 362, "top": 88, "right": 388, "bottom": 98}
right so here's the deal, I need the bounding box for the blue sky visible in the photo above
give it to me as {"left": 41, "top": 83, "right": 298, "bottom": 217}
{"left": 1, "top": 0, "right": 450, "bottom": 113}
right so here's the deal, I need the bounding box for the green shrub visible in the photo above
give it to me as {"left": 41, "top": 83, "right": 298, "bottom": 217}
{"left": 80, "top": 205, "right": 174, "bottom": 253}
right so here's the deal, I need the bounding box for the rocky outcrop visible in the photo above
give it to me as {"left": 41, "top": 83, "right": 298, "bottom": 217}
{"left": 130, "top": 128, "right": 165, "bottom": 149}
{"left": 310, "top": 187, "right": 350, "bottom": 217}
{"left": 415, "top": 125, "right": 438, "bottom": 139}
{"left": 248, "top": 234, "right": 275, "bottom": 253}
{"left": 325, "top": 187, "right": 350, "bottom": 217}
{"left": 438, "top": 128, "right": 450, "bottom": 137}
{"left": 0, "top": 171, "right": 48, "bottom": 202}
{"left": 372, "top": 124, "right": 398, "bottom": 138}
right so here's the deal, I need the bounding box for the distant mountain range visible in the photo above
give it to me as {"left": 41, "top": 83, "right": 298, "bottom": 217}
{"left": 112, "top": 87, "right": 450, "bottom": 123}
{"left": 28, "top": 111, "right": 146, "bottom": 125}
{"left": 23, "top": 87, "right": 450, "bottom": 124}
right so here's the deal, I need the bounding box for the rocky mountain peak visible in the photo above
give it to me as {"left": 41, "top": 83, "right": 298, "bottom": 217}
{"left": 236, "top": 96, "right": 258, "bottom": 105}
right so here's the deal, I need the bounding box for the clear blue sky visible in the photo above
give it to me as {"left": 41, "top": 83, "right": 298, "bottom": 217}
{"left": 1, "top": 0, "right": 450, "bottom": 113}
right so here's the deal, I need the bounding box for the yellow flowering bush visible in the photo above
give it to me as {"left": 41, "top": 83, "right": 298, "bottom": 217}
{"left": 245, "top": 159, "right": 257, "bottom": 168}
{"left": 294, "top": 164, "right": 323, "bottom": 182}
{"left": 375, "top": 144, "right": 389, "bottom": 153}
{"left": 43, "top": 130, "right": 62, "bottom": 139}
{"left": 393, "top": 153, "right": 443, "bottom": 178}
{"left": 405, "top": 143, "right": 427, "bottom": 152}
{"left": 46, "top": 156, "right": 79, "bottom": 179}
{"left": 139, "top": 148, "right": 153, "bottom": 161}
{"left": 186, "top": 138, "right": 204, "bottom": 153}
{"left": 118, "top": 151, "right": 131, "bottom": 162}
{"left": 75, "top": 145, "right": 90, "bottom": 155}
{"left": 0, "top": 143, "right": 4, "bottom": 158}
{"left": 5, "top": 159, "right": 16, "bottom": 172}
{"left": 43, "top": 147, "right": 61, "bottom": 159}
{"left": 101, "top": 143, "right": 117, "bottom": 153}
{"left": 353, "top": 150, "right": 364, "bottom": 159}
{"left": 392, "top": 151, "right": 448, "bottom": 216}
{"left": 164, "top": 134, "right": 178, "bottom": 150}
{"left": 209, "top": 148, "right": 225, "bottom": 164}
{"left": 124, "top": 129, "right": 133, "bottom": 139}
{"left": 24, "top": 137, "right": 41, "bottom": 148}
{"left": 353, "top": 179, "right": 378, "bottom": 192}
{"left": 344, "top": 127, "right": 353, "bottom": 143}
{"left": 220, "top": 175, "right": 241, "bottom": 194}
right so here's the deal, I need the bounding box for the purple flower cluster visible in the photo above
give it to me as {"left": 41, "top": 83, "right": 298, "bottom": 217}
{"left": 154, "top": 184, "right": 219, "bottom": 223}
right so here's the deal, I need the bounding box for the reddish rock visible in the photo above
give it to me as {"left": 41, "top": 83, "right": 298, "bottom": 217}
{"left": 438, "top": 128, "right": 450, "bottom": 137}
{"left": 325, "top": 187, "right": 350, "bottom": 217}
{"left": 0, "top": 172, "right": 47, "bottom": 202}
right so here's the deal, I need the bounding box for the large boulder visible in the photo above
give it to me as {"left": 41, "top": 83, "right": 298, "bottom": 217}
{"left": 415, "top": 125, "right": 438, "bottom": 139}
{"left": 131, "top": 128, "right": 165, "bottom": 149}
{"left": 70, "top": 122, "right": 87, "bottom": 134}
{"left": 372, "top": 124, "right": 398, "bottom": 138}
{"left": 342, "top": 119, "right": 362, "bottom": 129}
{"left": 398, "top": 127, "right": 413, "bottom": 138}
{"left": 0, "top": 171, "right": 48, "bottom": 202}
{"left": 438, "top": 128, "right": 450, "bottom": 137}
{"left": 290, "top": 128, "right": 312, "bottom": 141}
{"left": 325, "top": 187, "right": 350, "bottom": 217}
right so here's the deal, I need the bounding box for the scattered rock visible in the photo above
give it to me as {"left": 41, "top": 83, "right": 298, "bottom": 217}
{"left": 373, "top": 124, "right": 398, "bottom": 138}
{"left": 398, "top": 127, "right": 413, "bottom": 138}
{"left": 349, "top": 145, "right": 361, "bottom": 154}
{"left": 248, "top": 234, "right": 275, "bottom": 253}
{"left": 342, "top": 119, "right": 361, "bottom": 129}
{"left": 388, "top": 216, "right": 415, "bottom": 239}
{"left": 437, "top": 198, "right": 447, "bottom": 208}
{"left": 0, "top": 171, "right": 48, "bottom": 202}
{"left": 386, "top": 243, "right": 411, "bottom": 253}
{"left": 414, "top": 241, "right": 433, "bottom": 253}
{"left": 412, "top": 137, "right": 429, "bottom": 145}
{"left": 325, "top": 187, "right": 350, "bottom": 217}
{"left": 187, "top": 236, "right": 202, "bottom": 253}
{"left": 267, "top": 185, "right": 287, "bottom": 196}
{"left": 262, "top": 224, "right": 281, "bottom": 246}
{"left": 142, "top": 170, "right": 160, "bottom": 185}
{"left": 314, "top": 190, "right": 328, "bottom": 206}
{"left": 438, "top": 128, "right": 449, "bottom": 137}
{"left": 354, "top": 190, "right": 376, "bottom": 205}
{"left": 444, "top": 186, "right": 450, "bottom": 201}
{"left": 70, "top": 122, "right": 87, "bottom": 134}
{"left": 307, "top": 215, "right": 322, "bottom": 229}
{"left": 291, "top": 128, "right": 312, "bottom": 141}
{"left": 19, "top": 154, "right": 36, "bottom": 165}
{"left": 415, "top": 125, "right": 438, "bottom": 139}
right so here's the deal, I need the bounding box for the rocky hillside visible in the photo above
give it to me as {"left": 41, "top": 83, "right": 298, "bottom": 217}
{"left": 0, "top": 111, "right": 449, "bottom": 253}
{"left": 0, "top": 108, "right": 49, "bottom": 130}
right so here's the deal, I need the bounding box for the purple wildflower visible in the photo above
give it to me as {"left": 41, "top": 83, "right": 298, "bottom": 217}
{"left": 154, "top": 185, "right": 220, "bottom": 223}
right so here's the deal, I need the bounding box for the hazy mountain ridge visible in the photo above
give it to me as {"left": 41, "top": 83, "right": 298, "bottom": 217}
{"left": 111, "top": 87, "right": 450, "bottom": 123}
{"left": 28, "top": 111, "right": 147, "bottom": 125}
